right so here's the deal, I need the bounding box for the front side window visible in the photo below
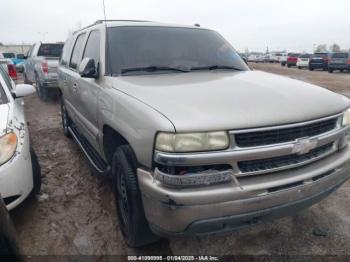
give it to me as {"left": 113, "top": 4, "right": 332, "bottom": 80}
{"left": 0, "top": 82, "right": 8, "bottom": 104}
{"left": 38, "top": 44, "right": 63, "bottom": 57}
{"left": 0, "top": 66, "right": 13, "bottom": 91}
{"left": 106, "top": 26, "right": 248, "bottom": 75}
{"left": 69, "top": 34, "right": 86, "bottom": 70}
{"left": 83, "top": 30, "right": 100, "bottom": 67}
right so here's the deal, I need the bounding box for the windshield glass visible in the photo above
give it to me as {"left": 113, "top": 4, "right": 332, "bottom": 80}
{"left": 106, "top": 26, "right": 249, "bottom": 75}
{"left": 3, "top": 53, "right": 15, "bottom": 59}
{"left": 332, "top": 53, "right": 348, "bottom": 58}
{"left": 38, "top": 44, "right": 64, "bottom": 57}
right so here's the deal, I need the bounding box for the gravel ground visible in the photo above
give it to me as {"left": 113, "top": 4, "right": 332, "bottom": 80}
{"left": 10, "top": 65, "right": 350, "bottom": 258}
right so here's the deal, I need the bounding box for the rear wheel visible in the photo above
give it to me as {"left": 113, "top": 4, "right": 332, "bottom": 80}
{"left": 36, "top": 76, "right": 49, "bottom": 101}
{"left": 111, "top": 145, "right": 158, "bottom": 247}
{"left": 287, "top": 64, "right": 291, "bottom": 68}
{"left": 298, "top": 66, "right": 302, "bottom": 70}
{"left": 309, "top": 67, "right": 314, "bottom": 71}
{"left": 23, "top": 72, "right": 30, "bottom": 84}
{"left": 328, "top": 69, "right": 333, "bottom": 73}
{"left": 61, "top": 97, "right": 72, "bottom": 138}
{"left": 340, "top": 69, "right": 344, "bottom": 73}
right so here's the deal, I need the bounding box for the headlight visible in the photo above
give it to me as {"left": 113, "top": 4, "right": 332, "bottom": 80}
{"left": 155, "top": 131, "right": 229, "bottom": 152}
{"left": 0, "top": 133, "right": 17, "bottom": 165}
{"left": 343, "top": 109, "right": 350, "bottom": 126}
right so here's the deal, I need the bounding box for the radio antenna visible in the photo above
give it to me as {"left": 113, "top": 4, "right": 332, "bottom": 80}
{"left": 102, "top": 0, "right": 107, "bottom": 21}
{"left": 102, "top": 0, "right": 112, "bottom": 76}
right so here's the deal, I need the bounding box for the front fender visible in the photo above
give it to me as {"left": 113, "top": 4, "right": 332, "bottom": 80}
{"left": 98, "top": 87, "right": 175, "bottom": 168}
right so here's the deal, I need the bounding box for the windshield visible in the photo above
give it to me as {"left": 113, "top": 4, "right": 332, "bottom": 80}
{"left": 299, "top": 54, "right": 311, "bottom": 58}
{"left": 38, "top": 44, "right": 64, "bottom": 57}
{"left": 332, "top": 53, "right": 348, "bottom": 58}
{"left": 313, "top": 53, "right": 328, "bottom": 58}
{"left": 3, "top": 53, "right": 15, "bottom": 59}
{"left": 106, "top": 26, "right": 249, "bottom": 75}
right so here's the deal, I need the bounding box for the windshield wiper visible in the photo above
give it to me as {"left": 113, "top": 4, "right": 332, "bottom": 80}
{"left": 121, "top": 66, "right": 190, "bottom": 74}
{"left": 189, "top": 65, "right": 242, "bottom": 71}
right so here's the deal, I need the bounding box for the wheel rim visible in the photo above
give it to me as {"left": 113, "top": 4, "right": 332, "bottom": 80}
{"left": 115, "top": 167, "right": 131, "bottom": 236}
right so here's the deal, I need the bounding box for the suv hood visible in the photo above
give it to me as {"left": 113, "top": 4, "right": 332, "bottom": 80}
{"left": 112, "top": 71, "right": 350, "bottom": 131}
{"left": 0, "top": 104, "right": 9, "bottom": 136}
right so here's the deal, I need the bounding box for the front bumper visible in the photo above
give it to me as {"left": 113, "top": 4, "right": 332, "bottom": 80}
{"left": 138, "top": 146, "right": 350, "bottom": 236}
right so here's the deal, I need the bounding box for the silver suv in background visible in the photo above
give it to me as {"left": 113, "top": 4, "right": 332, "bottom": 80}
{"left": 59, "top": 20, "right": 350, "bottom": 247}
{"left": 24, "top": 42, "right": 63, "bottom": 101}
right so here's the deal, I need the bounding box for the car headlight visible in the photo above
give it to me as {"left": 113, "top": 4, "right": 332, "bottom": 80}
{"left": 155, "top": 131, "right": 229, "bottom": 152}
{"left": 0, "top": 133, "right": 17, "bottom": 165}
{"left": 343, "top": 108, "right": 350, "bottom": 126}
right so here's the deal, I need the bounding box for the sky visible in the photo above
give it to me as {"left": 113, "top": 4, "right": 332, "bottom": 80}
{"left": 1, "top": 0, "right": 350, "bottom": 53}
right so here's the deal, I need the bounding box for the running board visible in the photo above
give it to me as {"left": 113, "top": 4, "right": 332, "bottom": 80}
{"left": 68, "top": 126, "right": 111, "bottom": 177}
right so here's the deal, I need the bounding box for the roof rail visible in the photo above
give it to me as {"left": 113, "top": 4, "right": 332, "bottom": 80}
{"left": 73, "top": 20, "right": 151, "bottom": 34}
{"left": 95, "top": 19, "right": 151, "bottom": 24}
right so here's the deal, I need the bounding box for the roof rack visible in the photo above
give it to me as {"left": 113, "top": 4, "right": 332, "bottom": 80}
{"left": 73, "top": 20, "right": 151, "bottom": 34}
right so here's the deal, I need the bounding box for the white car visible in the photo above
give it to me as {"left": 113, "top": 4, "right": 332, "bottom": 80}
{"left": 279, "top": 53, "right": 288, "bottom": 66}
{"left": 297, "top": 54, "right": 311, "bottom": 69}
{"left": 0, "top": 65, "right": 41, "bottom": 210}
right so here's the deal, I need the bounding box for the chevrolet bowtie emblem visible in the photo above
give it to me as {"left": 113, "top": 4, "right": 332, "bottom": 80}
{"left": 292, "top": 138, "right": 318, "bottom": 155}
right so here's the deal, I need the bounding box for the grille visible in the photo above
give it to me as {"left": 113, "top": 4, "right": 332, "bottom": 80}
{"left": 238, "top": 143, "right": 333, "bottom": 173}
{"left": 235, "top": 118, "right": 337, "bottom": 148}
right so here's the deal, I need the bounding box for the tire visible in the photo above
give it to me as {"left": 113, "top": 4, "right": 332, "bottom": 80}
{"left": 35, "top": 75, "right": 49, "bottom": 101}
{"left": 111, "top": 145, "right": 158, "bottom": 247}
{"left": 298, "top": 66, "right": 302, "bottom": 70}
{"left": 340, "top": 69, "right": 344, "bottom": 73}
{"left": 328, "top": 69, "right": 333, "bottom": 73}
{"left": 309, "top": 67, "right": 314, "bottom": 71}
{"left": 23, "top": 72, "right": 30, "bottom": 84}
{"left": 287, "top": 64, "right": 291, "bottom": 68}
{"left": 29, "top": 147, "right": 41, "bottom": 197}
{"left": 61, "top": 97, "right": 72, "bottom": 138}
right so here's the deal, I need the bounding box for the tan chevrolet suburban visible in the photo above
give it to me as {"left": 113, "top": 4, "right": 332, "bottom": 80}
{"left": 58, "top": 20, "right": 350, "bottom": 247}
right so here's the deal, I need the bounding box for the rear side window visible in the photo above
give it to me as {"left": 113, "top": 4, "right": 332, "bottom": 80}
{"left": 332, "top": 53, "right": 348, "bottom": 58}
{"left": 69, "top": 34, "right": 86, "bottom": 70}
{"left": 38, "top": 44, "right": 64, "bottom": 57}
{"left": 60, "top": 37, "right": 74, "bottom": 66}
{"left": 83, "top": 30, "right": 100, "bottom": 67}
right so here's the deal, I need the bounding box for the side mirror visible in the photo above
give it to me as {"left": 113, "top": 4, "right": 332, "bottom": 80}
{"left": 12, "top": 84, "right": 35, "bottom": 98}
{"left": 79, "top": 57, "right": 98, "bottom": 78}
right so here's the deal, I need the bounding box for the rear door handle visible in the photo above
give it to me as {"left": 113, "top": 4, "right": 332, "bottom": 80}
{"left": 73, "top": 83, "right": 78, "bottom": 92}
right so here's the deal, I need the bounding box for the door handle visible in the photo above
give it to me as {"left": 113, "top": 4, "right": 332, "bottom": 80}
{"left": 73, "top": 83, "right": 78, "bottom": 92}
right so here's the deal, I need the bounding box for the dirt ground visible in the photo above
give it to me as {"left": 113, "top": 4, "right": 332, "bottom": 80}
{"left": 10, "top": 64, "right": 350, "bottom": 257}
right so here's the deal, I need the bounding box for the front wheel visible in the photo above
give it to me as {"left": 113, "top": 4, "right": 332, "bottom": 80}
{"left": 29, "top": 147, "right": 41, "bottom": 198}
{"left": 111, "top": 145, "right": 158, "bottom": 247}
